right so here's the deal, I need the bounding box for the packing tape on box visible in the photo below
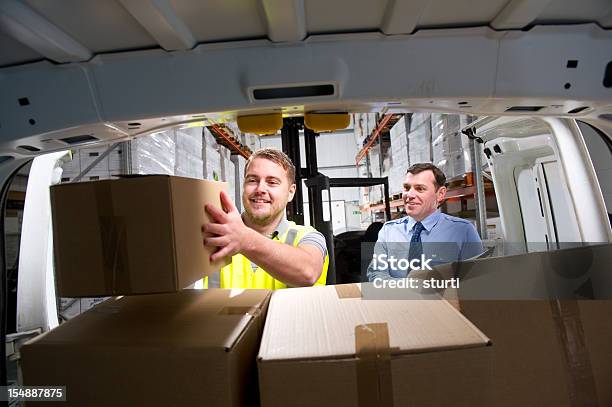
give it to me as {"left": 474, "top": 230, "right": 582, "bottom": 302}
{"left": 549, "top": 300, "right": 599, "bottom": 406}
{"left": 336, "top": 284, "right": 362, "bottom": 299}
{"left": 218, "top": 306, "right": 261, "bottom": 317}
{"left": 95, "top": 182, "right": 131, "bottom": 294}
{"left": 355, "top": 323, "right": 394, "bottom": 407}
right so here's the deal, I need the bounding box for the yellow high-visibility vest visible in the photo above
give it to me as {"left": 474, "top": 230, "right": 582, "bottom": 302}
{"left": 202, "top": 222, "right": 328, "bottom": 289}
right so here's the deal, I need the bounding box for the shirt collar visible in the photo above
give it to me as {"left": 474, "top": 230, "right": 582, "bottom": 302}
{"left": 405, "top": 210, "right": 442, "bottom": 232}
{"left": 272, "top": 215, "right": 290, "bottom": 239}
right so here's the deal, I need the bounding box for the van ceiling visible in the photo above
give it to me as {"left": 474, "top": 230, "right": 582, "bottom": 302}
{"left": 0, "top": 0, "right": 611, "bottom": 156}
{"left": 1, "top": 0, "right": 611, "bottom": 66}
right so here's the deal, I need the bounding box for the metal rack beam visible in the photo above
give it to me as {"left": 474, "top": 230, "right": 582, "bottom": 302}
{"left": 209, "top": 124, "right": 251, "bottom": 159}
{"left": 355, "top": 114, "right": 394, "bottom": 165}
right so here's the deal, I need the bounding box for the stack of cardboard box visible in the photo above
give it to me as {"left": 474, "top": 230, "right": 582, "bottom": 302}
{"left": 60, "top": 145, "right": 124, "bottom": 182}
{"left": 20, "top": 176, "right": 612, "bottom": 405}
{"left": 21, "top": 176, "right": 274, "bottom": 406}
{"left": 22, "top": 245, "right": 612, "bottom": 406}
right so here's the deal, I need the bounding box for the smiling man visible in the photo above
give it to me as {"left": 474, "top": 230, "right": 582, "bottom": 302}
{"left": 202, "top": 148, "right": 328, "bottom": 289}
{"left": 367, "top": 163, "right": 484, "bottom": 281}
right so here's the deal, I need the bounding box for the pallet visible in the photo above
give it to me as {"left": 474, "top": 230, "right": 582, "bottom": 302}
{"left": 446, "top": 172, "right": 474, "bottom": 189}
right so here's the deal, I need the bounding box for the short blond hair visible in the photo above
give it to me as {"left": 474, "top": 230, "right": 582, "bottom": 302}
{"left": 245, "top": 148, "right": 296, "bottom": 183}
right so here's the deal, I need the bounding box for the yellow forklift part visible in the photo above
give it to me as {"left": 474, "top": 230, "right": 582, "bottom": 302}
{"left": 304, "top": 113, "right": 350, "bottom": 132}
{"left": 237, "top": 114, "right": 283, "bottom": 134}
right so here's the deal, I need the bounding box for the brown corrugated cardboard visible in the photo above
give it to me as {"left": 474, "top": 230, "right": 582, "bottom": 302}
{"left": 429, "top": 244, "right": 612, "bottom": 406}
{"left": 20, "top": 289, "right": 271, "bottom": 406}
{"left": 51, "top": 175, "right": 228, "bottom": 297}
{"left": 459, "top": 300, "right": 612, "bottom": 407}
{"left": 258, "top": 283, "right": 492, "bottom": 407}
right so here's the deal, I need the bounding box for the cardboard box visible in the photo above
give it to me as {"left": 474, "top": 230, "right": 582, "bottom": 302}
{"left": 459, "top": 300, "right": 612, "bottom": 407}
{"left": 21, "top": 289, "right": 271, "bottom": 407}
{"left": 427, "top": 243, "right": 612, "bottom": 406}
{"left": 258, "top": 284, "right": 492, "bottom": 407}
{"left": 51, "top": 175, "right": 228, "bottom": 297}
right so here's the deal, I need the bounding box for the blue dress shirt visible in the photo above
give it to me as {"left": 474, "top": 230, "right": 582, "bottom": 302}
{"left": 366, "top": 211, "right": 484, "bottom": 281}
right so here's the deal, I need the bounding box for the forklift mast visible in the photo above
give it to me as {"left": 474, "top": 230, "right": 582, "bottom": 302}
{"left": 280, "top": 117, "right": 392, "bottom": 285}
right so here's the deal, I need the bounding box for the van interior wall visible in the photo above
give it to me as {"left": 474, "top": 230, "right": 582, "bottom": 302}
{"left": 578, "top": 121, "right": 612, "bottom": 216}
{"left": 487, "top": 134, "right": 556, "bottom": 251}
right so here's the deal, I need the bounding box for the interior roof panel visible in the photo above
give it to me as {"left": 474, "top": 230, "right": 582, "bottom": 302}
{"left": 0, "top": 0, "right": 608, "bottom": 68}
{"left": 0, "top": 31, "right": 41, "bottom": 67}
{"left": 169, "top": 0, "right": 267, "bottom": 43}
{"left": 538, "top": 0, "right": 612, "bottom": 27}
{"left": 23, "top": 0, "right": 157, "bottom": 53}
{"left": 305, "top": 0, "right": 389, "bottom": 33}
{"left": 418, "top": 0, "right": 508, "bottom": 27}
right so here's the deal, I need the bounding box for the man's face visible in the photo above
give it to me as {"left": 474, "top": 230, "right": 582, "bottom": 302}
{"left": 402, "top": 170, "right": 446, "bottom": 222}
{"left": 242, "top": 158, "right": 296, "bottom": 226}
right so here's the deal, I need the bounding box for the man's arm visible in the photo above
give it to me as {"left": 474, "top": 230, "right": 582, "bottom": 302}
{"left": 459, "top": 223, "right": 485, "bottom": 260}
{"left": 203, "top": 191, "right": 323, "bottom": 287}
{"left": 366, "top": 225, "right": 401, "bottom": 282}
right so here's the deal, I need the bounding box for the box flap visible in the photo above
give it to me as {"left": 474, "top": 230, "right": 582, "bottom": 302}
{"left": 27, "top": 289, "right": 270, "bottom": 351}
{"left": 258, "top": 284, "right": 489, "bottom": 362}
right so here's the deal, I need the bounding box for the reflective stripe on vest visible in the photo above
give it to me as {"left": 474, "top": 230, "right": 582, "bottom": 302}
{"left": 202, "top": 221, "right": 328, "bottom": 290}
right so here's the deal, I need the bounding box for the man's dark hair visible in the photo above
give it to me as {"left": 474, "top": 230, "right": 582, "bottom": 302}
{"left": 406, "top": 163, "right": 447, "bottom": 189}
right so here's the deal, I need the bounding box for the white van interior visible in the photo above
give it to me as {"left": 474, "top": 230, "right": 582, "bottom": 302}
{"left": 0, "top": 0, "right": 611, "bottom": 403}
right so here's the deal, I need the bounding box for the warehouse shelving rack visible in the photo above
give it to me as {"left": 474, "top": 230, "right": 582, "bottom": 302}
{"left": 355, "top": 113, "right": 403, "bottom": 165}
{"left": 208, "top": 124, "right": 252, "bottom": 159}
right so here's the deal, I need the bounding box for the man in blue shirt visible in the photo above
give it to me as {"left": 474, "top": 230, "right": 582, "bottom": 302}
{"left": 367, "top": 163, "right": 484, "bottom": 281}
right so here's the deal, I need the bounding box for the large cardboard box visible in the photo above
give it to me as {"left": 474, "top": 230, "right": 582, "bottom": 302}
{"left": 51, "top": 175, "right": 227, "bottom": 297}
{"left": 258, "top": 284, "right": 492, "bottom": 407}
{"left": 21, "top": 289, "right": 271, "bottom": 406}
{"left": 459, "top": 300, "right": 612, "bottom": 407}
{"left": 427, "top": 244, "right": 612, "bottom": 406}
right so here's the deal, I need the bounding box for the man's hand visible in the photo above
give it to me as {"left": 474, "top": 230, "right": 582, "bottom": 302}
{"left": 203, "top": 190, "right": 253, "bottom": 262}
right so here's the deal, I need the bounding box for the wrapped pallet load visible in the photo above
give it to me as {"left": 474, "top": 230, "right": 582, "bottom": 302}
{"left": 203, "top": 128, "right": 222, "bottom": 181}
{"left": 131, "top": 131, "right": 176, "bottom": 175}
{"left": 61, "top": 146, "right": 124, "bottom": 182}
{"left": 174, "top": 126, "right": 204, "bottom": 179}
{"left": 389, "top": 115, "right": 409, "bottom": 195}
{"left": 408, "top": 114, "right": 432, "bottom": 165}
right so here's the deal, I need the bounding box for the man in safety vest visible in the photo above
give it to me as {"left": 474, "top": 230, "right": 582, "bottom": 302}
{"left": 201, "top": 148, "right": 328, "bottom": 289}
